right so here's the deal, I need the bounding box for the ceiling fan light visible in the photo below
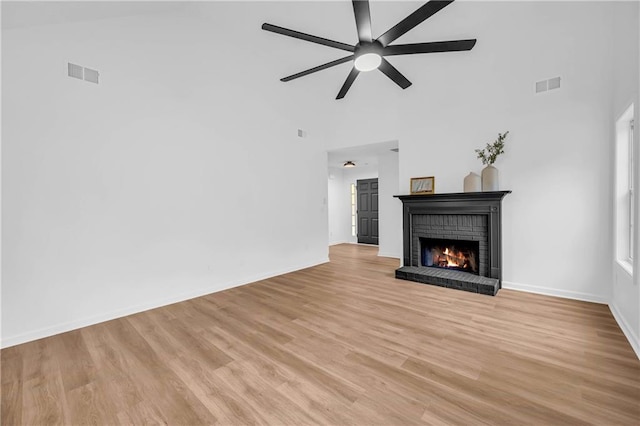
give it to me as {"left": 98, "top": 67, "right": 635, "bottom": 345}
{"left": 354, "top": 53, "right": 381, "bottom": 72}
{"left": 343, "top": 161, "right": 356, "bottom": 168}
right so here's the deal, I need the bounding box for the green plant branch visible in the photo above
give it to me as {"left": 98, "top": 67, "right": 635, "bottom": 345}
{"left": 476, "top": 131, "right": 509, "bottom": 166}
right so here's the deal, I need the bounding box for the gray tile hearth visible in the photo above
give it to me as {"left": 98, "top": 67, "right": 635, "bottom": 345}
{"left": 395, "top": 266, "right": 499, "bottom": 296}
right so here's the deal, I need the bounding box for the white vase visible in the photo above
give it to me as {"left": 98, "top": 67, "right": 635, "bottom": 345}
{"left": 463, "top": 172, "right": 481, "bottom": 192}
{"left": 481, "top": 165, "right": 499, "bottom": 191}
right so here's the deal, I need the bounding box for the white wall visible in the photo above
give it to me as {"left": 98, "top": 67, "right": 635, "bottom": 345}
{"left": 1, "top": 3, "right": 332, "bottom": 347}
{"left": 610, "top": 1, "right": 640, "bottom": 358}
{"left": 328, "top": 167, "right": 350, "bottom": 245}
{"left": 316, "top": 1, "right": 619, "bottom": 303}
{"left": 377, "top": 151, "right": 401, "bottom": 258}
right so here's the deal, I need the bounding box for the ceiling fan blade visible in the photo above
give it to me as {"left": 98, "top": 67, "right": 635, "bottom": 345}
{"left": 336, "top": 67, "right": 360, "bottom": 99}
{"left": 378, "top": 58, "right": 412, "bottom": 89}
{"left": 384, "top": 39, "right": 476, "bottom": 56}
{"left": 262, "top": 23, "right": 355, "bottom": 52}
{"left": 281, "top": 56, "right": 354, "bottom": 82}
{"left": 377, "top": 0, "right": 454, "bottom": 47}
{"left": 352, "top": 0, "right": 373, "bottom": 43}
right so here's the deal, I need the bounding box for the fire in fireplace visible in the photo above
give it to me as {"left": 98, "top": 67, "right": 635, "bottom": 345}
{"left": 420, "top": 238, "right": 479, "bottom": 275}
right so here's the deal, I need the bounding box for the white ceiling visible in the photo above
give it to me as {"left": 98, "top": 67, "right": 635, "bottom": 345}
{"left": 1, "top": 1, "right": 189, "bottom": 30}
{"left": 2, "top": 1, "right": 472, "bottom": 41}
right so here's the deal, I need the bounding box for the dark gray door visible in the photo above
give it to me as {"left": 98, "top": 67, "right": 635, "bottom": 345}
{"left": 357, "top": 178, "right": 379, "bottom": 245}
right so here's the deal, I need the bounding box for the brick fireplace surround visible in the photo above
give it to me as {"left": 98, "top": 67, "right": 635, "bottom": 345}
{"left": 394, "top": 191, "right": 511, "bottom": 296}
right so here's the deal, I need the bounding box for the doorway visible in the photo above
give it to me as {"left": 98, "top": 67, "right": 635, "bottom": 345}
{"left": 357, "top": 178, "right": 379, "bottom": 245}
{"left": 326, "top": 140, "right": 400, "bottom": 257}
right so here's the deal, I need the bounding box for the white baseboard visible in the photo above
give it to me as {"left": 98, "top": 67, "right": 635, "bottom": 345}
{"left": 1, "top": 257, "right": 329, "bottom": 349}
{"left": 501, "top": 280, "right": 608, "bottom": 304}
{"left": 609, "top": 303, "right": 640, "bottom": 360}
{"left": 329, "top": 240, "right": 349, "bottom": 246}
{"left": 377, "top": 251, "right": 401, "bottom": 259}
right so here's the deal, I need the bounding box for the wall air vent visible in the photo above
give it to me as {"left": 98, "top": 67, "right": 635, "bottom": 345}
{"left": 84, "top": 67, "right": 99, "bottom": 84}
{"left": 548, "top": 76, "right": 561, "bottom": 90}
{"left": 68, "top": 62, "right": 99, "bottom": 85}
{"left": 535, "top": 76, "right": 561, "bottom": 94}
{"left": 68, "top": 63, "right": 83, "bottom": 79}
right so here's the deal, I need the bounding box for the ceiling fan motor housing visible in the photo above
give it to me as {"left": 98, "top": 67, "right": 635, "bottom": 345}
{"left": 355, "top": 41, "right": 383, "bottom": 57}
{"left": 354, "top": 41, "right": 384, "bottom": 72}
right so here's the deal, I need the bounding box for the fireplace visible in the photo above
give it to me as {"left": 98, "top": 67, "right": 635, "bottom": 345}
{"left": 394, "top": 191, "right": 510, "bottom": 296}
{"left": 421, "top": 238, "right": 479, "bottom": 275}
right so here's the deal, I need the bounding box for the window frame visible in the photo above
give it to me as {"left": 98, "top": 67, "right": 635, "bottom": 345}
{"left": 629, "top": 119, "right": 634, "bottom": 261}
{"left": 615, "top": 104, "right": 635, "bottom": 276}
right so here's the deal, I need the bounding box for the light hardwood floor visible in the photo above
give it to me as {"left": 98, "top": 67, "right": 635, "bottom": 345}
{"left": 2, "top": 244, "right": 639, "bottom": 425}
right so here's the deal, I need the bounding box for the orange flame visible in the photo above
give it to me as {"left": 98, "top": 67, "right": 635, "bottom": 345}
{"left": 437, "top": 247, "right": 469, "bottom": 268}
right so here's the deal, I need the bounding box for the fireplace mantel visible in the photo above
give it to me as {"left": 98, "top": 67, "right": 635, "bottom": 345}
{"left": 394, "top": 191, "right": 511, "bottom": 204}
{"left": 394, "top": 191, "right": 511, "bottom": 295}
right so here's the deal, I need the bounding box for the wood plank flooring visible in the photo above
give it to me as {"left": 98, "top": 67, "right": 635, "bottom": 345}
{"left": 2, "top": 243, "right": 639, "bottom": 424}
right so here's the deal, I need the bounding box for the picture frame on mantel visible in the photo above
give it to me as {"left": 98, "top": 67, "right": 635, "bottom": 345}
{"left": 410, "top": 176, "right": 435, "bottom": 194}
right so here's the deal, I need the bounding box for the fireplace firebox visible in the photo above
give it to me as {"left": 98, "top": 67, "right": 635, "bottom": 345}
{"left": 421, "top": 238, "right": 479, "bottom": 275}
{"left": 394, "top": 191, "right": 510, "bottom": 296}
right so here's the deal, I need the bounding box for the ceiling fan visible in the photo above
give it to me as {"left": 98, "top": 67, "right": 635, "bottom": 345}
{"left": 262, "top": 0, "right": 477, "bottom": 99}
